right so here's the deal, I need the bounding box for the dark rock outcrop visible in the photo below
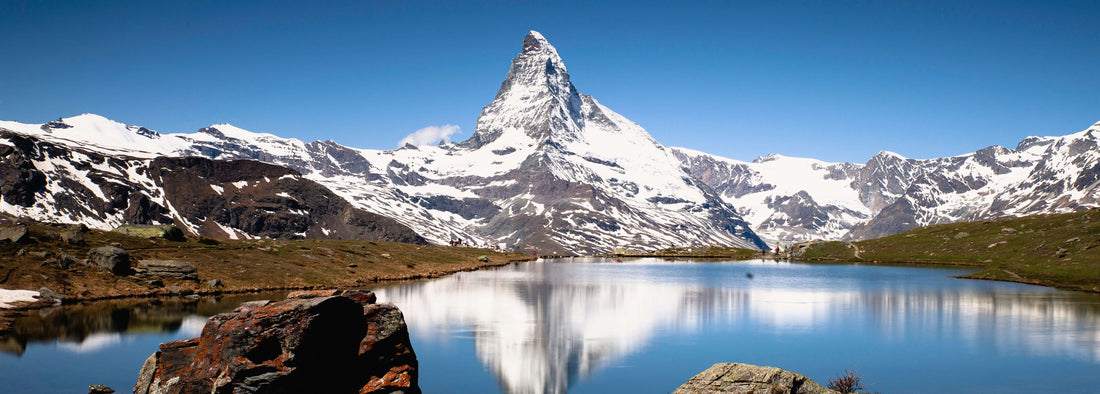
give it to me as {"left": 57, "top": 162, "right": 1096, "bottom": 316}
{"left": 133, "top": 289, "right": 419, "bottom": 394}
{"left": 0, "top": 133, "right": 48, "bottom": 207}
{"left": 674, "top": 363, "right": 838, "bottom": 394}
{"left": 86, "top": 246, "right": 130, "bottom": 275}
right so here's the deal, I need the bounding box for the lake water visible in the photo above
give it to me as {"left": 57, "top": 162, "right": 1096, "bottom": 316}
{"left": 2, "top": 259, "right": 1099, "bottom": 393}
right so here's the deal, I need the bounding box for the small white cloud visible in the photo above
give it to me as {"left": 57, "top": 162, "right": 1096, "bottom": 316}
{"left": 398, "top": 125, "right": 462, "bottom": 147}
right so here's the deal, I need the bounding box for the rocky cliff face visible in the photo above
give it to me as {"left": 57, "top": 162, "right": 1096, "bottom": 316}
{"left": 134, "top": 290, "right": 419, "bottom": 394}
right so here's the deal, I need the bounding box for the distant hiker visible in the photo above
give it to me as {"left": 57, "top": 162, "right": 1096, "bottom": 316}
{"left": 774, "top": 246, "right": 780, "bottom": 255}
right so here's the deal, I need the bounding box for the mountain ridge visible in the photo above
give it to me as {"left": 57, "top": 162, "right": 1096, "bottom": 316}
{"left": 1, "top": 31, "right": 1097, "bottom": 250}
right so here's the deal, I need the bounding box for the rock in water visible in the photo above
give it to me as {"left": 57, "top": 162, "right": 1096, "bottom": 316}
{"left": 673, "top": 362, "right": 839, "bottom": 394}
{"left": 133, "top": 289, "right": 419, "bottom": 394}
{"left": 88, "top": 384, "right": 115, "bottom": 393}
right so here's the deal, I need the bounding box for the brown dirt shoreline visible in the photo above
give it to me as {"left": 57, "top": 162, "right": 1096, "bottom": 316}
{"left": 0, "top": 222, "right": 536, "bottom": 335}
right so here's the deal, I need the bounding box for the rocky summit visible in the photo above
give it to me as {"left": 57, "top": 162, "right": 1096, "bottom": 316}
{"left": 133, "top": 290, "right": 419, "bottom": 394}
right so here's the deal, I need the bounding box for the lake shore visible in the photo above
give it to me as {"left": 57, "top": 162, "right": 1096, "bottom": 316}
{"left": 794, "top": 209, "right": 1100, "bottom": 294}
{"left": 0, "top": 222, "right": 535, "bottom": 334}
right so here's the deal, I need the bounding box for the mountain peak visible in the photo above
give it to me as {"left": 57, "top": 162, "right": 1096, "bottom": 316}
{"left": 521, "top": 31, "right": 558, "bottom": 58}
{"left": 461, "top": 30, "right": 579, "bottom": 149}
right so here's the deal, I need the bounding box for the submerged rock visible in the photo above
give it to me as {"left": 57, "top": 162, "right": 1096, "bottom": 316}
{"left": 674, "top": 362, "right": 839, "bottom": 394}
{"left": 133, "top": 289, "right": 419, "bottom": 394}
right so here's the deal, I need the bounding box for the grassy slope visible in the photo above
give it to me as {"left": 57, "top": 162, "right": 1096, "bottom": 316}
{"left": 0, "top": 222, "right": 533, "bottom": 302}
{"left": 799, "top": 209, "right": 1100, "bottom": 292}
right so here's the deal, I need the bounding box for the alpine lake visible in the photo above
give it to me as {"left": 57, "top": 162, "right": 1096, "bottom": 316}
{"left": 2, "top": 258, "right": 1099, "bottom": 393}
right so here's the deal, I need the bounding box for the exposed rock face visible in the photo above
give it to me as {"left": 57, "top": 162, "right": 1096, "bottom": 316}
{"left": 674, "top": 363, "right": 838, "bottom": 394}
{"left": 134, "top": 260, "right": 198, "bottom": 281}
{"left": 0, "top": 134, "right": 47, "bottom": 207}
{"left": 133, "top": 289, "right": 419, "bottom": 394}
{"left": 87, "top": 246, "right": 130, "bottom": 275}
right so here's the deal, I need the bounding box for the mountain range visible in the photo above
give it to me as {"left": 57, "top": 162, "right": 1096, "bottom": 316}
{"left": 1, "top": 31, "right": 1097, "bottom": 253}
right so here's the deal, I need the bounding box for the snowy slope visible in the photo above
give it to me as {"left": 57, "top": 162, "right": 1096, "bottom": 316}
{"left": 676, "top": 121, "right": 1100, "bottom": 243}
{"left": 672, "top": 148, "right": 871, "bottom": 243}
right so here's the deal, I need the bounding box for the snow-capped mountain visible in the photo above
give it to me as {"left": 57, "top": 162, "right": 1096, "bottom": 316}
{"left": 350, "top": 31, "right": 765, "bottom": 254}
{"left": 674, "top": 121, "right": 1100, "bottom": 243}
{"left": 1, "top": 30, "right": 1097, "bottom": 250}
{"left": 0, "top": 31, "right": 765, "bottom": 254}
{"left": 0, "top": 125, "right": 426, "bottom": 243}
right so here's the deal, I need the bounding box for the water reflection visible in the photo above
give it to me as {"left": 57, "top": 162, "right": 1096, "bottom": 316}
{"left": 0, "top": 293, "right": 285, "bottom": 356}
{"left": 375, "top": 259, "right": 1100, "bottom": 394}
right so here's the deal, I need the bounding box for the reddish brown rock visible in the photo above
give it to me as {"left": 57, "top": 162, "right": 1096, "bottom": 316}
{"left": 133, "top": 290, "right": 419, "bottom": 394}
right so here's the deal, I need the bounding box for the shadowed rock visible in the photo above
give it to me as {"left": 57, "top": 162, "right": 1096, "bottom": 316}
{"left": 133, "top": 289, "right": 419, "bottom": 394}
{"left": 86, "top": 246, "right": 130, "bottom": 275}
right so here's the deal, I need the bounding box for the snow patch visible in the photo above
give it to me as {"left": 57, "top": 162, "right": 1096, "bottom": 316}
{"left": 0, "top": 289, "right": 40, "bottom": 309}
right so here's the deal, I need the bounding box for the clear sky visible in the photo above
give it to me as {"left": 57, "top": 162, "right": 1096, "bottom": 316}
{"left": 1, "top": 0, "right": 1097, "bottom": 163}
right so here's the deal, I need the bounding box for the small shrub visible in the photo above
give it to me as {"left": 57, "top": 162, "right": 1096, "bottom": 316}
{"left": 827, "top": 369, "right": 864, "bottom": 393}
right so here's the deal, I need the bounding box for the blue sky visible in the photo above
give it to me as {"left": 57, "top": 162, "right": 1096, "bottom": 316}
{"left": 1, "top": 1, "right": 1097, "bottom": 162}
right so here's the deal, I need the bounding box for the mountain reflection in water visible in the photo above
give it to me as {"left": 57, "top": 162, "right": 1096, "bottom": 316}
{"left": 374, "top": 258, "right": 1100, "bottom": 394}
{"left": 0, "top": 292, "right": 286, "bottom": 356}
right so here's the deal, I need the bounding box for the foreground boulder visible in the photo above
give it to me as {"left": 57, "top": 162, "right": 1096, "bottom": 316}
{"left": 133, "top": 289, "right": 419, "bottom": 394}
{"left": 674, "top": 363, "right": 839, "bottom": 394}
